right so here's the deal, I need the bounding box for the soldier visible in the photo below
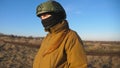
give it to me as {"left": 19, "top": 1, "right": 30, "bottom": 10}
{"left": 33, "top": 1, "right": 87, "bottom": 68}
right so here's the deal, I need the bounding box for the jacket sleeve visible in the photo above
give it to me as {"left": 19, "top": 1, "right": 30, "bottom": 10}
{"left": 65, "top": 31, "right": 87, "bottom": 68}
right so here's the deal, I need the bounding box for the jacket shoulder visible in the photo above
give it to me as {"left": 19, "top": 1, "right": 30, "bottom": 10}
{"left": 65, "top": 29, "right": 83, "bottom": 47}
{"left": 67, "top": 29, "right": 80, "bottom": 38}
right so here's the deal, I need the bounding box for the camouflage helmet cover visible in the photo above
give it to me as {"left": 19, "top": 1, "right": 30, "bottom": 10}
{"left": 36, "top": 1, "right": 66, "bottom": 19}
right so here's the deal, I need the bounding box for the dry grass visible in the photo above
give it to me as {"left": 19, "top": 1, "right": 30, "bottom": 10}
{"left": 0, "top": 34, "right": 120, "bottom": 68}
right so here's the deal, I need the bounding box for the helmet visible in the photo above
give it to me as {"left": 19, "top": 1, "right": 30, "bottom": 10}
{"left": 36, "top": 1, "right": 66, "bottom": 19}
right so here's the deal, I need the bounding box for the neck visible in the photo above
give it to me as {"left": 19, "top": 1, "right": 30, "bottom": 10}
{"left": 48, "top": 20, "right": 69, "bottom": 33}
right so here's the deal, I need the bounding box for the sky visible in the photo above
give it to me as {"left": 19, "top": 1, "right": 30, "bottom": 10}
{"left": 0, "top": 0, "right": 120, "bottom": 41}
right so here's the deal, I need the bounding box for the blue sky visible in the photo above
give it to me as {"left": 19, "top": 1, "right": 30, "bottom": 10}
{"left": 0, "top": 0, "right": 120, "bottom": 41}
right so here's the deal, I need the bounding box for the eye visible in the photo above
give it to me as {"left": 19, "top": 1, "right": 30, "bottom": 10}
{"left": 41, "top": 14, "right": 46, "bottom": 17}
{"left": 41, "top": 14, "right": 51, "bottom": 19}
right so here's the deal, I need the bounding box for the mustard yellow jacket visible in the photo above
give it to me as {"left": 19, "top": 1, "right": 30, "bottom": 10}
{"left": 33, "top": 20, "right": 87, "bottom": 68}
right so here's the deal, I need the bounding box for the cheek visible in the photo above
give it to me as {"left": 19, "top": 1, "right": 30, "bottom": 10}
{"left": 41, "top": 15, "right": 52, "bottom": 20}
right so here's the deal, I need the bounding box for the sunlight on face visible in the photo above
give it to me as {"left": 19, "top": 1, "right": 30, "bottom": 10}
{"left": 40, "top": 13, "right": 52, "bottom": 20}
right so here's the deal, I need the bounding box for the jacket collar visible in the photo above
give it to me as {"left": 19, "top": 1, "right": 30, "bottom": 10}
{"left": 49, "top": 20, "right": 69, "bottom": 34}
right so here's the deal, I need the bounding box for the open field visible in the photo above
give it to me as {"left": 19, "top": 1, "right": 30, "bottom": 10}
{"left": 0, "top": 34, "right": 120, "bottom": 68}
